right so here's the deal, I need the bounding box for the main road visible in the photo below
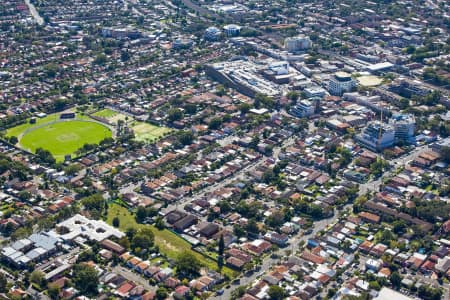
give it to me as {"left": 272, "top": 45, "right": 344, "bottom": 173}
{"left": 24, "top": 0, "right": 44, "bottom": 25}
{"left": 211, "top": 137, "right": 449, "bottom": 300}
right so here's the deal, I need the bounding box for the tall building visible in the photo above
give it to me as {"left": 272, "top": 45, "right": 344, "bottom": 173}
{"left": 204, "top": 27, "right": 222, "bottom": 41}
{"left": 223, "top": 24, "right": 241, "bottom": 37}
{"left": 355, "top": 122, "right": 395, "bottom": 152}
{"left": 329, "top": 72, "right": 357, "bottom": 96}
{"left": 389, "top": 113, "right": 415, "bottom": 144}
{"left": 284, "top": 35, "right": 312, "bottom": 52}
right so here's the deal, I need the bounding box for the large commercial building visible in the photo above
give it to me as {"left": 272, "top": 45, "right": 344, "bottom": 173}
{"left": 284, "top": 35, "right": 312, "bottom": 52}
{"left": 205, "top": 60, "right": 282, "bottom": 97}
{"left": 355, "top": 122, "right": 395, "bottom": 152}
{"left": 101, "top": 27, "right": 141, "bottom": 39}
{"left": 329, "top": 72, "right": 357, "bottom": 96}
{"left": 1, "top": 233, "right": 59, "bottom": 268}
{"left": 54, "top": 214, "right": 125, "bottom": 242}
{"left": 374, "top": 287, "right": 415, "bottom": 300}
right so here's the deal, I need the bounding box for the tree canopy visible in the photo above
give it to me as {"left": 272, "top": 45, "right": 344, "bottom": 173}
{"left": 175, "top": 251, "right": 202, "bottom": 279}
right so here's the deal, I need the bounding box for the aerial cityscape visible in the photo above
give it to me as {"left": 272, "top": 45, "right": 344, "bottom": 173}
{"left": 0, "top": 0, "right": 449, "bottom": 299}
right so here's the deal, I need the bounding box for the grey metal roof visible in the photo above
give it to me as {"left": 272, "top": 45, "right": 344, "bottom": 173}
{"left": 11, "top": 239, "right": 32, "bottom": 251}
{"left": 29, "top": 233, "right": 58, "bottom": 251}
{"left": 25, "top": 247, "right": 47, "bottom": 260}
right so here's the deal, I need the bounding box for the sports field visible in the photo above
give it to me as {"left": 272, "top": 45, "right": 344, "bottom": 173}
{"left": 133, "top": 122, "right": 172, "bottom": 142}
{"left": 17, "top": 120, "right": 111, "bottom": 161}
{"left": 93, "top": 108, "right": 172, "bottom": 142}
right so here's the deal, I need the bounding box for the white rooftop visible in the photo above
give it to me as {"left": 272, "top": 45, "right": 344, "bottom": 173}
{"left": 55, "top": 214, "right": 125, "bottom": 242}
{"left": 374, "top": 287, "right": 415, "bottom": 300}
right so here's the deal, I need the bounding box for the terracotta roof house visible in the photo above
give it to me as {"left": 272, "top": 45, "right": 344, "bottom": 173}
{"left": 358, "top": 211, "right": 380, "bottom": 223}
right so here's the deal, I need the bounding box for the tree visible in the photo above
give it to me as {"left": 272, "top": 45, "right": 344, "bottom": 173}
{"left": 208, "top": 117, "right": 222, "bottom": 130}
{"left": 287, "top": 91, "right": 300, "bottom": 103}
{"left": 156, "top": 287, "right": 168, "bottom": 300}
{"left": 218, "top": 234, "right": 225, "bottom": 270}
{"left": 44, "top": 63, "right": 59, "bottom": 78}
{"left": 136, "top": 206, "right": 147, "bottom": 223}
{"left": 239, "top": 103, "right": 251, "bottom": 114}
{"left": 0, "top": 273, "right": 7, "bottom": 293}
{"left": 11, "top": 226, "right": 32, "bottom": 241}
{"left": 81, "top": 194, "right": 106, "bottom": 216}
{"left": 218, "top": 234, "right": 225, "bottom": 256}
{"left": 72, "top": 264, "right": 99, "bottom": 296}
{"left": 249, "top": 135, "right": 260, "bottom": 150}
{"left": 54, "top": 98, "right": 69, "bottom": 111}
{"left": 64, "top": 164, "right": 81, "bottom": 176}
{"left": 441, "top": 146, "right": 450, "bottom": 164}
{"left": 176, "top": 251, "right": 202, "bottom": 279}
{"left": 418, "top": 285, "right": 443, "bottom": 300}
{"left": 48, "top": 283, "right": 61, "bottom": 299}
{"left": 120, "top": 50, "right": 131, "bottom": 61}
{"left": 167, "top": 108, "right": 183, "bottom": 122}
{"left": 177, "top": 131, "right": 194, "bottom": 146}
{"left": 245, "top": 218, "right": 260, "bottom": 236}
{"left": 112, "top": 216, "right": 120, "bottom": 227}
{"left": 184, "top": 103, "right": 197, "bottom": 115}
{"left": 392, "top": 220, "right": 406, "bottom": 235}
{"left": 370, "top": 158, "right": 388, "bottom": 178}
{"left": 8, "top": 136, "right": 18, "bottom": 145}
{"left": 94, "top": 54, "right": 107, "bottom": 65}
{"left": 268, "top": 285, "right": 284, "bottom": 300}
{"left": 30, "top": 270, "right": 45, "bottom": 287}
{"left": 254, "top": 93, "right": 275, "bottom": 109}
{"left": 118, "top": 236, "right": 131, "bottom": 249}
{"left": 35, "top": 148, "right": 56, "bottom": 165}
{"left": 154, "top": 216, "right": 165, "bottom": 230}
{"left": 77, "top": 250, "right": 96, "bottom": 263}
{"left": 131, "top": 228, "right": 154, "bottom": 252}
{"left": 99, "top": 137, "right": 114, "bottom": 147}
{"left": 390, "top": 271, "right": 402, "bottom": 289}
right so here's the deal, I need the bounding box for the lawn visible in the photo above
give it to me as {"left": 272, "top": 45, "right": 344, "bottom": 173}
{"left": 6, "top": 113, "right": 87, "bottom": 138}
{"left": 106, "top": 204, "right": 237, "bottom": 277}
{"left": 92, "top": 109, "right": 171, "bottom": 142}
{"left": 92, "top": 108, "right": 118, "bottom": 119}
{"left": 18, "top": 120, "right": 111, "bottom": 161}
{"left": 132, "top": 122, "right": 172, "bottom": 142}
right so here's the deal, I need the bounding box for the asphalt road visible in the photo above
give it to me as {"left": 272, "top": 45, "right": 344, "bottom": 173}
{"left": 24, "top": 0, "right": 44, "bottom": 25}
{"left": 211, "top": 137, "right": 450, "bottom": 300}
{"left": 112, "top": 266, "right": 156, "bottom": 291}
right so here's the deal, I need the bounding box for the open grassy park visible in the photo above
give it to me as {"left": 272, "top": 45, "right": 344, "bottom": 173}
{"left": 106, "top": 204, "right": 237, "bottom": 278}
{"left": 6, "top": 114, "right": 112, "bottom": 162}
{"left": 93, "top": 108, "right": 172, "bottom": 142}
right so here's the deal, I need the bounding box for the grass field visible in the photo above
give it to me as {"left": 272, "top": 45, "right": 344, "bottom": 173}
{"left": 92, "top": 109, "right": 118, "bottom": 118}
{"left": 6, "top": 113, "right": 87, "bottom": 138}
{"left": 132, "top": 122, "right": 172, "bottom": 142}
{"left": 18, "top": 120, "right": 111, "bottom": 161}
{"left": 93, "top": 109, "right": 172, "bottom": 142}
{"left": 107, "top": 204, "right": 237, "bottom": 277}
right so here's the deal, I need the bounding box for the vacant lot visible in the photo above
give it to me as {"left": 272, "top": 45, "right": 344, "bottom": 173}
{"left": 107, "top": 204, "right": 236, "bottom": 277}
